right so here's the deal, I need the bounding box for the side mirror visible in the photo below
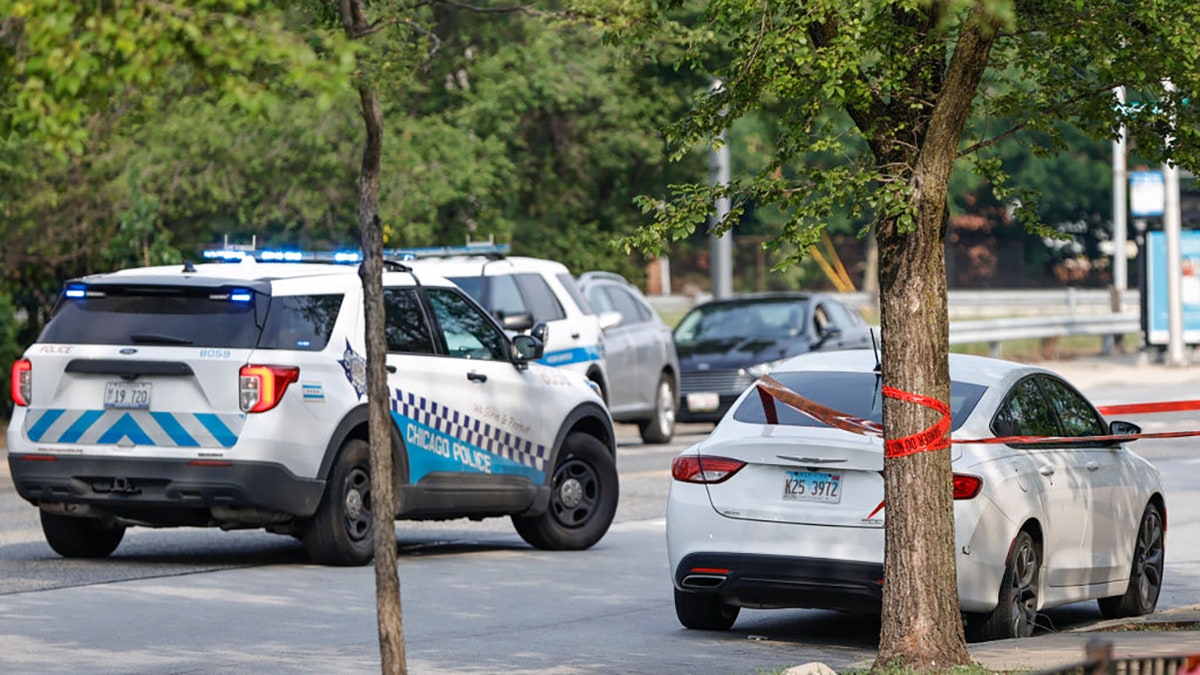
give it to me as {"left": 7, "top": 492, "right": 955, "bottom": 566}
{"left": 814, "top": 325, "right": 842, "bottom": 347}
{"left": 598, "top": 311, "right": 622, "bottom": 331}
{"left": 1110, "top": 420, "right": 1142, "bottom": 437}
{"left": 531, "top": 321, "right": 550, "bottom": 344}
{"left": 498, "top": 311, "right": 535, "bottom": 332}
{"left": 512, "top": 334, "right": 544, "bottom": 363}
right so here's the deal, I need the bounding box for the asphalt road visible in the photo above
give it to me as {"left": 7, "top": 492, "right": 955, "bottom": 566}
{"left": 2, "top": 360, "right": 1199, "bottom": 672}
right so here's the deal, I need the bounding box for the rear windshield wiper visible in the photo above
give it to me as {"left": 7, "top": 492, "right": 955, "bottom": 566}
{"left": 130, "top": 333, "right": 194, "bottom": 345}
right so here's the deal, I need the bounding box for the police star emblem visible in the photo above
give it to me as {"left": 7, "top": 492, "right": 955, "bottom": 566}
{"left": 338, "top": 340, "right": 368, "bottom": 400}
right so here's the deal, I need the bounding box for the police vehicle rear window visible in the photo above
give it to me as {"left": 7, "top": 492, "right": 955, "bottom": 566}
{"left": 258, "top": 294, "right": 344, "bottom": 351}
{"left": 732, "top": 371, "right": 985, "bottom": 432}
{"left": 39, "top": 285, "right": 262, "bottom": 348}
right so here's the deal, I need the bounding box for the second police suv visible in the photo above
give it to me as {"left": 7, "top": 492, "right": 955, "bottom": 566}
{"left": 7, "top": 248, "right": 619, "bottom": 565}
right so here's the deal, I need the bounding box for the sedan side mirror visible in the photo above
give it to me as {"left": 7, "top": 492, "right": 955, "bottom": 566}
{"left": 1110, "top": 419, "right": 1142, "bottom": 437}
{"left": 599, "top": 311, "right": 623, "bottom": 331}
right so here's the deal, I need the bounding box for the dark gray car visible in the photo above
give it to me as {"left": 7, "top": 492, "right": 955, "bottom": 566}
{"left": 673, "top": 292, "right": 874, "bottom": 423}
{"left": 577, "top": 272, "right": 680, "bottom": 444}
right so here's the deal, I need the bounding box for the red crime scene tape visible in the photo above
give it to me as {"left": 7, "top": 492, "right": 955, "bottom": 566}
{"left": 754, "top": 376, "right": 1200, "bottom": 458}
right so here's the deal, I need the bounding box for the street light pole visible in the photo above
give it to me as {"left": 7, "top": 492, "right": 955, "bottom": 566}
{"left": 1163, "top": 80, "right": 1187, "bottom": 366}
{"left": 1112, "top": 87, "right": 1128, "bottom": 297}
{"left": 708, "top": 79, "right": 734, "bottom": 300}
{"left": 710, "top": 128, "right": 733, "bottom": 299}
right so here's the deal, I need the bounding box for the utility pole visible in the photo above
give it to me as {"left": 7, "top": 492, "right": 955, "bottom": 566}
{"left": 1112, "top": 87, "right": 1128, "bottom": 298}
{"left": 1164, "top": 80, "right": 1187, "bottom": 366}
{"left": 709, "top": 80, "right": 733, "bottom": 299}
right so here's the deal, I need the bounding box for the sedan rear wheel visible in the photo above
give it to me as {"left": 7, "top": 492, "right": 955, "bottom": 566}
{"left": 967, "top": 530, "right": 1040, "bottom": 642}
{"left": 638, "top": 373, "right": 676, "bottom": 445}
{"left": 1098, "top": 502, "right": 1164, "bottom": 619}
{"left": 674, "top": 588, "right": 739, "bottom": 631}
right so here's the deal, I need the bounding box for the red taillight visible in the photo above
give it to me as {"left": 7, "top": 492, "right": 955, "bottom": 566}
{"left": 952, "top": 473, "right": 983, "bottom": 500}
{"left": 239, "top": 364, "right": 299, "bottom": 413}
{"left": 671, "top": 455, "right": 746, "bottom": 484}
{"left": 11, "top": 358, "right": 31, "bottom": 407}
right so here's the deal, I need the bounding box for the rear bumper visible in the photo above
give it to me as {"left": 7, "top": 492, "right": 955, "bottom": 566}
{"left": 674, "top": 551, "right": 884, "bottom": 612}
{"left": 7, "top": 454, "right": 325, "bottom": 522}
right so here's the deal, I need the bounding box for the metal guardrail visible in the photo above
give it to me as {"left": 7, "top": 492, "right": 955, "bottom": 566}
{"left": 949, "top": 313, "right": 1140, "bottom": 357}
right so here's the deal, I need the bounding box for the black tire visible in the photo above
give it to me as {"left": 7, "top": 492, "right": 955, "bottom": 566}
{"left": 674, "top": 588, "right": 739, "bottom": 630}
{"left": 966, "top": 530, "right": 1040, "bottom": 642}
{"left": 638, "top": 373, "right": 677, "bottom": 445}
{"left": 40, "top": 511, "right": 125, "bottom": 559}
{"left": 512, "top": 432, "right": 618, "bottom": 550}
{"left": 1099, "top": 502, "right": 1164, "bottom": 619}
{"left": 303, "top": 439, "right": 376, "bottom": 566}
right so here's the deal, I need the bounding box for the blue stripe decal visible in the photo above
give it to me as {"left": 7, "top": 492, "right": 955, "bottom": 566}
{"left": 537, "top": 345, "right": 602, "bottom": 368}
{"left": 151, "top": 412, "right": 199, "bottom": 447}
{"left": 59, "top": 410, "right": 105, "bottom": 444}
{"left": 98, "top": 413, "right": 155, "bottom": 446}
{"left": 195, "top": 414, "right": 238, "bottom": 448}
{"left": 27, "top": 409, "right": 65, "bottom": 442}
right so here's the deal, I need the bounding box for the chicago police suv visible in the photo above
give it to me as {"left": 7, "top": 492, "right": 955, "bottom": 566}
{"left": 7, "top": 254, "right": 619, "bottom": 565}
{"left": 404, "top": 249, "right": 613, "bottom": 403}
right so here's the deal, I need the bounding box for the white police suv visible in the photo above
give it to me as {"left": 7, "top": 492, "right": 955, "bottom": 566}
{"left": 7, "top": 254, "right": 618, "bottom": 565}
{"left": 403, "top": 248, "right": 615, "bottom": 403}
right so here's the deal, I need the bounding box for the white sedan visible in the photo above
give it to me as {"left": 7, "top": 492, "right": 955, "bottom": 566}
{"left": 666, "top": 350, "right": 1165, "bottom": 642}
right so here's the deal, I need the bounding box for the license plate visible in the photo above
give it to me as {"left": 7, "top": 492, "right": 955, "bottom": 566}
{"left": 783, "top": 470, "right": 842, "bottom": 503}
{"left": 104, "top": 381, "right": 152, "bottom": 409}
{"left": 686, "top": 392, "right": 719, "bottom": 412}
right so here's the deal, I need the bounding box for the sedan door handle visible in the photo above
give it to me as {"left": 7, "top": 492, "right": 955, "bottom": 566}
{"left": 467, "top": 371, "right": 488, "bottom": 383}
{"left": 1086, "top": 461, "right": 1100, "bottom": 471}
{"left": 387, "top": 365, "right": 397, "bottom": 373}
{"left": 1039, "top": 466, "right": 1055, "bottom": 477}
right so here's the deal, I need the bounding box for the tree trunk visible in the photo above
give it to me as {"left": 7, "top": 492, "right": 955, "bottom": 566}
{"left": 358, "top": 83, "right": 407, "bottom": 675}
{"left": 341, "top": 1, "right": 407, "bottom": 672}
{"left": 872, "top": 8, "right": 999, "bottom": 669}
{"left": 874, "top": 205, "right": 967, "bottom": 668}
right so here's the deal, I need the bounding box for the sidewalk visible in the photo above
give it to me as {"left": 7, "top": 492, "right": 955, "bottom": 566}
{"left": 966, "top": 605, "right": 1200, "bottom": 672}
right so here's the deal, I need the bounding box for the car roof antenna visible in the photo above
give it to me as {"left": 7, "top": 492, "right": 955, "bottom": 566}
{"left": 870, "top": 328, "right": 882, "bottom": 374}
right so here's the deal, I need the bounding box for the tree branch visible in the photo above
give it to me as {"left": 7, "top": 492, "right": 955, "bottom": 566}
{"left": 957, "top": 83, "right": 1123, "bottom": 158}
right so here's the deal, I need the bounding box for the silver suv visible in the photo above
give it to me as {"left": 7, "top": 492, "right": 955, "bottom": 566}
{"left": 577, "top": 272, "right": 679, "bottom": 444}
{"left": 7, "top": 254, "right": 619, "bottom": 565}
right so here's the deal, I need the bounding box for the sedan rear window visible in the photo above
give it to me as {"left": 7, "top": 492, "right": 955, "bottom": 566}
{"left": 732, "top": 371, "right": 985, "bottom": 432}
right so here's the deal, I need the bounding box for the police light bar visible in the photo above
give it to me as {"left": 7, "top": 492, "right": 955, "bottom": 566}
{"left": 200, "top": 243, "right": 510, "bottom": 264}
{"left": 201, "top": 249, "right": 364, "bottom": 264}
{"left": 382, "top": 243, "right": 511, "bottom": 260}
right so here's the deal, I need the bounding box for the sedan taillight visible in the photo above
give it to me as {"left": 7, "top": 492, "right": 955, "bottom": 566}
{"left": 952, "top": 473, "right": 983, "bottom": 500}
{"left": 671, "top": 455, "right": 746, "bottom": 484}
{"left": 239, "top": 364, "right": 299, "bottom": 413}
{"left": 11, "top": 358, "right": 31, "bottom": 407}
